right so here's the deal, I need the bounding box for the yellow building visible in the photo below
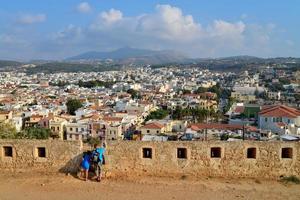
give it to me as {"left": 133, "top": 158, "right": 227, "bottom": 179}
{"left": 49, "top": 116, "right": 67, "bottom": 140}
{"left": 140, "top": 122, "right": 166, "bottom": 135}
{"left": 231, "top": 92, "right": 256, "bottom": 102}
{"left": 198, "top": 99, "right": 218, "bottom": 111}
{"left": 106, "top": 124, "right": 123, "bottom": 140}
{"left": 0, "top": 111, "right": 13, "bottom": 123}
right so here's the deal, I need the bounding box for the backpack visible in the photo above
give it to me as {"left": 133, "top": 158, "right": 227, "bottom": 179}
{"left": 92, "top": 151, "right": 100, "bottom": 163}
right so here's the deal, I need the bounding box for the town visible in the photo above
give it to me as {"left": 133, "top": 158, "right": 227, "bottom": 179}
{"left": 1, "top": 1, "right": 300, "bottom": 199}
{"left": 1, "top": 63, "right": 299, "bottom": 143}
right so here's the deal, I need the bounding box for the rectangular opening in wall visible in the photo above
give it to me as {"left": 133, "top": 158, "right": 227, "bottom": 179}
{"left": 211, "top": 147, "right": 221, "bottom": 158}
{"left": 142, "top": 148, "right": 152, "bottom": 159}
{"left": 37, "top": 147, "right": 46, "bottom": 158}
{"left": 281, "top": 148, "right": 293, "bottom": 159}
{"left": 3, "top": 146, "right": 13, "bottom": 157}
{"left": 247, "top": 148, "right": 256, "bottom": 159}
{"left": 177, "top": 148, "right": 187, "bottom": 159}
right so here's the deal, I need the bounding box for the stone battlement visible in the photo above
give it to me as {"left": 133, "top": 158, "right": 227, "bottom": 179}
{"left": 0, "top": 139, "right": 299, "bottom": 179}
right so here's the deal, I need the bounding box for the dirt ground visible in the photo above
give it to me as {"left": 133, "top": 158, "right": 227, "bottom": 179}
{"left": 0, "top": 172, "right": 300, "bottom": 200}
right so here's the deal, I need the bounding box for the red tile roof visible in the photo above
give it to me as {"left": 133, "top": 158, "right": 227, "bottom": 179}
{"left": 103, "top": 117, "right": 123, "bottom": 122}
{"left": 142, "top": 122, "right": 164, "bottom": 129}
{"left": 189, "top": 123, "right": 258, "bottom": 132}
{"left": 259, "top": 105, "right": 300, "bottom": 118}
{"left": 234, "top": 106, "right": 245, "bottom": 114}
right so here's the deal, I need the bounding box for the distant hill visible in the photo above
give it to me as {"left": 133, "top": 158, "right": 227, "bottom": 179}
{"left": 0, "top": 60, "right": 22, "bottom": 68}
{"left": 1, "top": 55, "right": 298, "bottom": 74}
{"left": 25, "top": 62, "right": 122, "bottom": 74}
{"left": 67, "top": 47, "right": 189, "bottom": 64}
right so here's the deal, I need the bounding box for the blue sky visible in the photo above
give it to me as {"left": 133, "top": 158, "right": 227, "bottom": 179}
{"left": 0, "top": 0, "right": 299, "bottom": 60}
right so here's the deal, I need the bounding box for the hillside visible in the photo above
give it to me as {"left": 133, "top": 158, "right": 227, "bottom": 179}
{"left": 0, "top": 60, "right": 22, "bottom": 68}
{"left": 67, "top": 47, "right": 189, "bottom": 64}
{"left": 26, "top": 62, "right": 122, "bottom": 74}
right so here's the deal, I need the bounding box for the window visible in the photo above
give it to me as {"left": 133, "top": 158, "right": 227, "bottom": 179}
{"left": 265, "top": 118, "right": 268, "bottom": 122}
{"left": 156, "top": 130, "right": 159, "bottom": 134}
{"left": 177, "top": 148, "right": 187, "bottom": 159}
{"left": 211, "top": 147, "right": 221, "bottom": 158}
{"left": 37, "top": 147, "right": 46, "bottom": 158}
{"left": 281, "top": 148, "right": 293, "bottom": 159}
{"left": 76, "top": 128, "right": 78, "bottom": 132}
{"left": 57, "top": 127, "right": 60, "bottom": 131}
{"left": 247, "top": 148, "right": 256, "bottom": 159}
{"left": 287, "top": 119, "right": 291, "bottom": 123}
{"left": 3, "top": 146, "right": 13, "bottom": 157}
{"left": 273, "top": 118, "right": 276, "bottom": 122}
{"left": 70, "top": 127, "right": 73, "bottom": 131}
{"left": 142, "top": 148, "right": 152, "bottom": 159}
{"left": 147, "top": 130, "right": 150, "bottom": 133}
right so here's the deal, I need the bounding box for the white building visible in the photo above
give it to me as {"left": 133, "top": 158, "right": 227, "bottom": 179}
{"left": 258, "top": 105, "right": 300, "bottom": 135}
{"left": 65, "top": 122, "right": 89, "bottom": 141}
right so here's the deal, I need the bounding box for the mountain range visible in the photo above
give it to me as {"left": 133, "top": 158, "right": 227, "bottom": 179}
{"left": 66, "top": 47, "right": 189, "bottom": 64}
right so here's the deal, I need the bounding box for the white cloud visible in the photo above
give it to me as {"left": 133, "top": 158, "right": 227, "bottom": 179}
{"left": 137, "top": 4, "right": 202, "bottom": 41}
{"left": 77, "top": 2, "right": 92, "bottom": 13}
{"left": 2, "top": 4, "right": 294, "bottom": 59}
{"left": 17, "top": 14, "right": 46, "bottom": 24}
{"left": 87, "top": 5, "right": 249, "bottom": 56}
{"left": 100, "top": 9, "right": 123, "bottom": 24}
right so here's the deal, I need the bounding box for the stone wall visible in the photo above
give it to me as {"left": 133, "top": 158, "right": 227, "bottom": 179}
{"left": 105, "top": 141, "right": 300, "bottom": 179}
{"left": 0, "top": 139, "right": 82, "bottom": 173}
{"left": 1, "top": 139, "right": 300, "bottom": 179}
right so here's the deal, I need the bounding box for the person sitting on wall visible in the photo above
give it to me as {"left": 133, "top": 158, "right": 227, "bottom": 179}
{"left": 80, "top": 151, "right": 92, "bottom": 181}
{"left": 92, "top": 142, "right": 106, "bottom": 182}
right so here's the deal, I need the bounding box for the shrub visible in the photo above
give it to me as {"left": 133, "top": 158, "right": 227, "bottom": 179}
{"left": 280, "top": 175, "right": 300, "bottom": 184}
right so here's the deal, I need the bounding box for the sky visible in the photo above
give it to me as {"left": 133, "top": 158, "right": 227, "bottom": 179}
{"left": 0, "top": 0, "right": 299, "bottom": 60}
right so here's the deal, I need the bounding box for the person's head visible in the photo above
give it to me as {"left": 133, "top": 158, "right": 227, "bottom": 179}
{"left": 86, "top": 150, "right": 92, "bottom": 156}
{"left": 94, "top": 143, "right": 100, "bottom": 149}
{"left": 83, "top": 151, "right": 90, "bottom": 156}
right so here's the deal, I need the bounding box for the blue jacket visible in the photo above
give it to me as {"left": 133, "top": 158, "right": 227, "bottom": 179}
{"left": 94, "top": 147, "right": 105, "bottom": 163}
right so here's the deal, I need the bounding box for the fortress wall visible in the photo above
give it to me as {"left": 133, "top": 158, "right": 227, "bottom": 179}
{"left": 0, "top": 139, "right": 82, "bottom": 173}
{"left": 105, "top": 141, "right": 300, "bottom": 179}
{"left": 1, "top": 139, "right": 300, "bottom": 179}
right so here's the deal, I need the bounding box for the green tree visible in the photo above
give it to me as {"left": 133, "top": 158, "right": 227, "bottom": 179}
{"left": 208, "top": 83, "right": 221, "bottom": 99}
{"left": 182, "top": 89, "right": 191, "bottom": 94}
{"left": 279, "top": 78, "right": 291, "bottom": 85}
{"left": 18, "top": 127, "right": 51, "bottom": 139}
{"left": 172, "top": 107, "right": 184, "bottom": 120}
{"left": 145, "top": 109, "right": 169, "bottom": 121}
{"left": 85, "top": 136, "right": 101, "bottom": 146}
{"left": 0, "top": 122, "right": 17, "bottom": 139}
{"left": 66, "top": 99, "right": 83, "bottom": 115}
{"left": 127, "top": 89, "right": 141, "bottom": 99}
{"left": 195, "top": 108, "right": 209, "bottom": 123}
{"left": 195, "top": 87, "right": 208, "bottom": 94}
